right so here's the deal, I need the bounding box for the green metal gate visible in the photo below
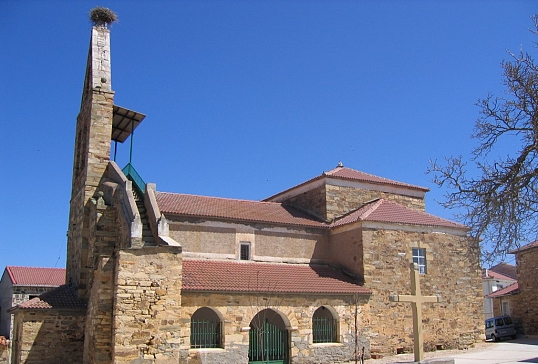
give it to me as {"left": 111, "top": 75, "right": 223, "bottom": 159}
{"left": 248, "top": 320, "right": 289, "bottom": 364}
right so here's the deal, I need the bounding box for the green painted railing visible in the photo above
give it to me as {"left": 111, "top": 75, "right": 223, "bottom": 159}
{"left": 190, "top": 320, "right": 221, "bottom": 348}
{"left": 249, "top": 321, "right": 288, "bottom": 364}
{"left": 312, "top": 317, "right": 337, "bottom": 343}
{"left": 122, "top": 163, "right": 145, "bottom": 196}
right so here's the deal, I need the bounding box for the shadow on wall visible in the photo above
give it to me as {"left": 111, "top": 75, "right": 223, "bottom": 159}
{"left": 18, "top": 309, "right": 85, "bottom": 363}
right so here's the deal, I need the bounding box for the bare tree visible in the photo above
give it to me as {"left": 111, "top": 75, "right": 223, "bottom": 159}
{"left": 428, "top": 15, "right": 538, "bottom": 264}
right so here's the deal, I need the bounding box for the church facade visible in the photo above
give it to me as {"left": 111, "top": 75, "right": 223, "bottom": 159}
{"left": 8, "top": 22, "right": 483, "bottom": 364}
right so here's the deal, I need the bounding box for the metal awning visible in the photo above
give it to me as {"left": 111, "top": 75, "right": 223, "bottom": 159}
{"left": 112, "top": 105, "right": 146, "bottom": 143}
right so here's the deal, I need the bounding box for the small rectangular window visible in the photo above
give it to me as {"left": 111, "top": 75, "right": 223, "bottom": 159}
{"left": 240, "top": 242, "right": 250, "bottom": 260}
{"left": 412, "top": 248, "right": 427, "bottom": 274}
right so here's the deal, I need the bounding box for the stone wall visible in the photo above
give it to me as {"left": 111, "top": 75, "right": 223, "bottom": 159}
{"left": 170, "top": 223, "right": 236, "bottom": 255}
{"left": 360, "top": 227, "right": 483, "bottom": 354}
{"left": 491, "top": 295, "right": 523, "bottom": 334}
{"left": 0, "top": 283, "right": 57, "bottom": 340}
{"left": 168, "top": 218, "right": 329, "bottom": 263}
{"left": 275, "top": 182, "right": 425, "bottom": 223}
{"left": 67, "top": 25, "right": 115, "bottom": 298}
{"left": 325, "top": 185, "right": 425, "bottom": 221}
{"left": 83, "top": 185, "right": 127, "bottom": 363}
{"left": 281, "top": 184, "right": 328, "bottom": 221}
{"left": 0, "top": 337, "right": 8, "bottom": 364}
{"left": 111, "top": 246, "right": 183, "bottom": 363}
{"left": 180, "top": 292, "right": 370, "bottom": 364}
{"left": 10, "top": 309, "right": 85, "bottom": 364}
{"left": 329, "top": 227, "right": 364, "bottom": 279}
{"left": 255, "top": 229, "right": 329, "bottom": 262}
{"left": 512, "top": 247, "right": 538, "bottom": 334}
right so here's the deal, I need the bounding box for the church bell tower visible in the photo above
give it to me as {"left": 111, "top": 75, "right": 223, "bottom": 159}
{"left": 66, "top": 19, "right": 115, "bottom": 297}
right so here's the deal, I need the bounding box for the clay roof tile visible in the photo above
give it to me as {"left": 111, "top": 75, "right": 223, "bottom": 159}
{"left": 5, "top": 266, "right": 65, "bottom": 286}
{"left": 486, "top": 282, "right": 519, "bottom": 298}
{"left": 156, "top": 192, "right": 326, "bottom": 228}
{"left": 331, "top": 199, "right": 466, "bottom": 230}
{"left": 182, "top": 260, "right": 370, "bottom": 295}
{"left": 8, "top": 284, "right": 86, "bottom": 311}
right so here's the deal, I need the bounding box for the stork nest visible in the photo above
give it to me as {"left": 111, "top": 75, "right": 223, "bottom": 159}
{"left": 90, "top": 7, "right": 117, "bottom": 26}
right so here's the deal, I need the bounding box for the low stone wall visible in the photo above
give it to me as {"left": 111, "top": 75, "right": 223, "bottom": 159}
{"left": 11, "top": 309, "right": 85, "bottom": 364}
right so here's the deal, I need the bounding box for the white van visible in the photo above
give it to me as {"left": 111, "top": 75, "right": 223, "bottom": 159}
{"left": 485, "top": 315, "right": 517, "bottom": 342}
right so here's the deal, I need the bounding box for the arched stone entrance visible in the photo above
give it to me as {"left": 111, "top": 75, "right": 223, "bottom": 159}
{"left": 248, "top": 309, "right": 289, "bottom": 364}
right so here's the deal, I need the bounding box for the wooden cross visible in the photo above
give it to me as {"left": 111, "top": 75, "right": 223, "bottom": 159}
{"left": 389, "top": 263, "right": 440, "bottom": 362}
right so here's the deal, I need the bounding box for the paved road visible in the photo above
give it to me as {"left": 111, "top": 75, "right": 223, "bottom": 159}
{"left": 449, "top": 337, "right": 538, "bottom": 364}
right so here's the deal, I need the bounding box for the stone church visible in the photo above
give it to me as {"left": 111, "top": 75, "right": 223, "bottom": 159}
{"left": 8, "top": 20, "right": 483, "bottom": 364}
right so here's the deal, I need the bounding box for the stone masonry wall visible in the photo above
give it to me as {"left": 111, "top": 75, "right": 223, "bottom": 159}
{"left": 360, "top": 228, "right": 483, "bottom": 354}
{"left": 491, "top": 295, "right": 523, "bottom": 334}
{"left": 112, "top": 246, "right": 183, "bottom": 363}
{"left": 180, "top": 292, "right": 370, "bottom": 364}
{"left": 282, "top": 184, "right": 328, "bottom": 221}
{"left": 329, "top": 227, "right": 364, "bottom": 279}
{"left": 325, "top": 185, "right": 425, "bottom": 221}
{"left": 170, "top": 223, "right": 236, "bottom": 255}
{"left": 168, "top": 218, "right": 329, "bottom": 263}
{"left": 0, "top": 338, "right": 8, "bottom": 364}
{"left": 255, "top": 229, "right": 329, "bottom": 262}
{"left": 11, "top": 310, "right": 85, "bottom": 364}
{"left": 67, "top": 25, "right": 115, "bottom": 299}
{"left": 512, "top": 247, "right": 538, "bottom": 334}
{"left": 2, "top": 286, "right": 57, "bottom": 341}
{"left": 83, "top": 189, "right": 126, "bottom": 364}
{"left": 276, "top": 183, "right": 425, "bottom": 223}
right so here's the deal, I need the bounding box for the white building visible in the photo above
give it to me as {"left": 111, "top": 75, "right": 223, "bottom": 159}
{"left": 482, "top": 263, "right": 517, "bottom": 319}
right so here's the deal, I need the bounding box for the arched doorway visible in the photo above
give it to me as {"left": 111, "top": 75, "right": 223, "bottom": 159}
{"left": 248, "top": 309, "right": 289, "bottom": 364}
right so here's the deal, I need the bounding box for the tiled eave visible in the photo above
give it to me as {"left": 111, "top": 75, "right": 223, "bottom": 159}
{"left": 164, "top": 212, "right": 329, "bottom": 230}
{"left": 486, "top": 282, "right": 519, "bottom": 298}
{"left": 265, "top": 166, "right": 428, "bottom": 203}
{"left": 182, "top": 260, "right": 371, "bottom": 296}
{"left": 156, "top": 192, "right": 327, "bottom": 229}
{"left": 8, "top": 284, "right": 86, "bottom": 312}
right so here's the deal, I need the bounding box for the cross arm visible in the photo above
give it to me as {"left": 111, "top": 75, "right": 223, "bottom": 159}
{"left": 389, "top": 295, "right": 440, "bottom": 303}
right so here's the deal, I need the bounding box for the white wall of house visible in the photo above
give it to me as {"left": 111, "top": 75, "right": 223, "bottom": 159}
{"left": 482, "top": 275, "right": 516, "bottom": 319}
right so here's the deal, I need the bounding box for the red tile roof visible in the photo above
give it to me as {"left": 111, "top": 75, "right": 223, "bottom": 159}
{"left": 5, "top": 266, "right": 65, "bottom": 286}
{"left": 324, "top": 166, "right": 429, "bottom": 192}
{"left": 484, "top": 270, "right": 516, "bottom": 281}
{"left": 331, "top": 199, "right": 467, "bottom": 229}
{"left": 156, "top": 192, "right": 326, "bottom": 228}
{"left": 182, "top": 260, "right": 371, "bottom": 295}
{"left": 487, "top": 262, "right": 517, "bottom": 280}
{"left": 510, "top": 240, "right": 538, "bottom": 254}
{"left": 265, "top": 165, "right": 429, "bottom": 201}
{"left": 8, "top": 284, "right": 86, "bottom": 311}
{"left": 486, "top": 282, "right": 519, "bottom": 298}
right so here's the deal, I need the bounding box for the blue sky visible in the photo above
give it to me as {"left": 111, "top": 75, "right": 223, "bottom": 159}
{"left": 0, "top": 1, "right": 535, "bottom": 271}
